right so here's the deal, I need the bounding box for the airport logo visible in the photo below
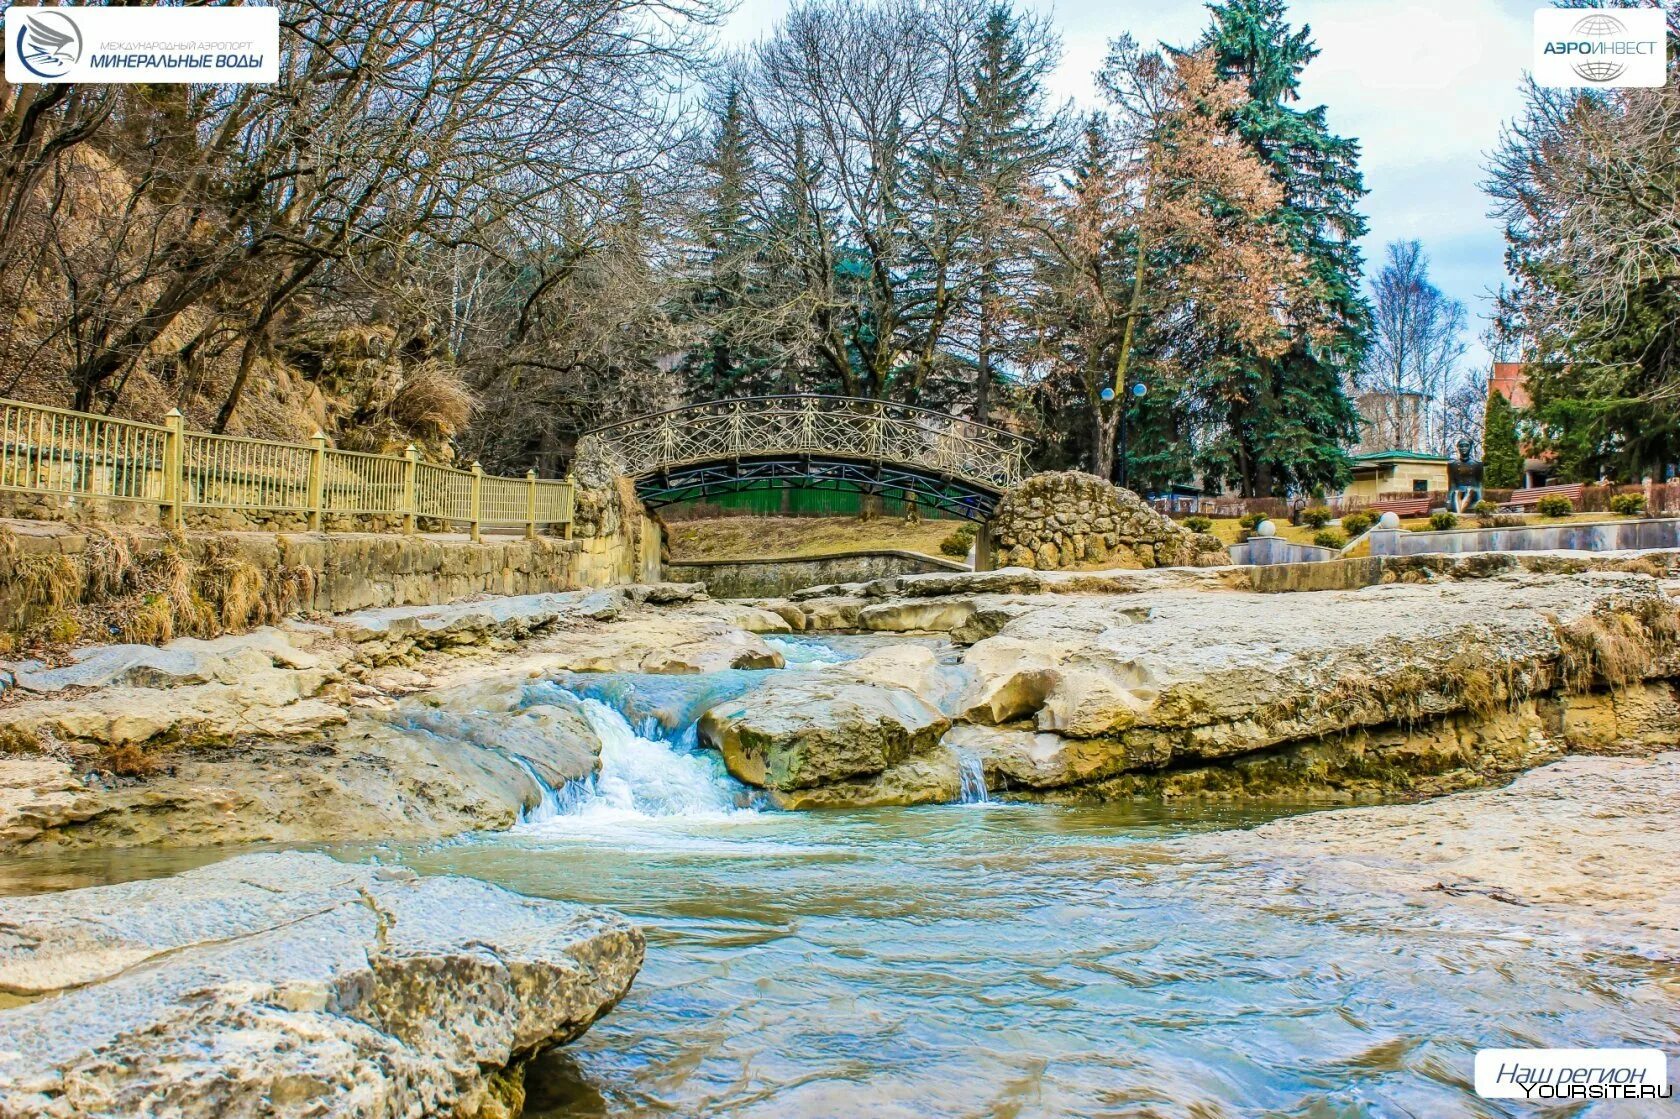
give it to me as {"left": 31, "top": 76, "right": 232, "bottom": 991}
{"left": 14, "top": 11, "right": 83, "bottom": 79}
{"left": 1534, "top": 9, "right": 1668, "bottom": 88}
{"left": 5, "top": 6, "right": 278, "bottom": 84}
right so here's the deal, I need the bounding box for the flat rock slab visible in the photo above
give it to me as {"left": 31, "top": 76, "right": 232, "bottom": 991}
{"left": 1180, "top": 751, "right": 1680, "bottom": 955}
{"left": 0, "top": 852, "right": 644, "bottom": 1118}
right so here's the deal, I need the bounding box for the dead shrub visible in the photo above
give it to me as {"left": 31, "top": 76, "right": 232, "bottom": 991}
{"left": 96, "top": 741, "right": 163, "bottom": 778}
{"left": 390, "top": 364, "right": 475, "bottom": 442}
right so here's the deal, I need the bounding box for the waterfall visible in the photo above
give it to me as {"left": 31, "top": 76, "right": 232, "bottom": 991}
{"left": 520, "top": 695, "right": 750, "bottom": 826}
{"left": 954, "top": 748, "right": 990, "bottom": 805}
{"left": 511, "top": 756, "right": 565, "bottom": 824}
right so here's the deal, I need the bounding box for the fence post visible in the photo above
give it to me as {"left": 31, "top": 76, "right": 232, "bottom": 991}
{"left": 525, "top": 468, "right": 538, "bottom": 540}
{"left": 307, "top": 432, "right": 326, "bottom": 533}
{"left": 403, "top": 444, "right": 419, "bottom": 534}
{"left": 562, "top": 473, "right": 575, "bottom": 540}
{"left": 469, "top": 461, "right": 483, "bottom": 543}
{"left": 161, "top": 409, "right": 185, "bottom": 533}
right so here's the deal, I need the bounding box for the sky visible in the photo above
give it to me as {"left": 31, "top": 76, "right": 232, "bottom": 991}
{"left": 719, "top": 0, "right": 1546, "bottom": 375}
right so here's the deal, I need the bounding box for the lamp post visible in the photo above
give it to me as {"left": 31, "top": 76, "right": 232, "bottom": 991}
{"left": 1100, "top": 381, "right": 1148, "bottom": 491}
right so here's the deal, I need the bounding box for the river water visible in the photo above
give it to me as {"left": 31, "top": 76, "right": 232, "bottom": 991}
{"left": 8, "top": 635, "right": 1677, "bottom": 1116}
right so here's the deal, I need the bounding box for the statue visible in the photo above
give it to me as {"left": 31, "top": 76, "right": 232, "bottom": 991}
{"left": 1447, "top": 439, "right": 1484, "bottom": 512}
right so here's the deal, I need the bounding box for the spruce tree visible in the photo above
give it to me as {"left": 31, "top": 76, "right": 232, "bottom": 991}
{"left": 679, "top": 84, "right": 777, "bottom": 401}
{"left": 1194, "top": 0, "right": 1370, "bottom": 497}
{"left": 948, "top": 5, "right": 1062, "bottom": 422}
{"left": 1482, "top": 387, "right": 1524, "bottom": 489}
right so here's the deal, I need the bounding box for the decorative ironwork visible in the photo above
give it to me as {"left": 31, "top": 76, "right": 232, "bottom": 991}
{"left": 578, "top": 396, "right": 1030, "bottom": 519}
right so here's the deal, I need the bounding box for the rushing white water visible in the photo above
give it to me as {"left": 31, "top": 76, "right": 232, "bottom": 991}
{"left": 511, "top": 757, "right": 565, "bottom": 825}
{"left": 954, "top": 748, "right": 989, "bottom": 805}
{"left": 763, "top": 635, "right": 852, "bottom": 667}
{"left": 520, "top": 695, "right": 749, "bottom": 827}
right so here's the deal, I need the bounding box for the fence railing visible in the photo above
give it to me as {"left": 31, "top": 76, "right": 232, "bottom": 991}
{"left": 0, "top": 397, "right": 573, "bottom": 541}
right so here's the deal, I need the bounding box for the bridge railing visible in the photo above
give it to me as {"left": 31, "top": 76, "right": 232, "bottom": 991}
{"left": 0, "top": 396, "right": 573, "bottom": 540}
{"left": 578, "top": 395, "right": 1032, "bottom": 492}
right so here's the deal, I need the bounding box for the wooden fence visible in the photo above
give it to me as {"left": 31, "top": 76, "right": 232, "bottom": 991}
{"left": 0, "top": 398, "right": 573, "bottom": 541}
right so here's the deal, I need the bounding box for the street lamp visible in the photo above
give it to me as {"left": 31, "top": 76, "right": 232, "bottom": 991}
{"left": 1100, "top": 382, "right": 1148, "bottom": 490}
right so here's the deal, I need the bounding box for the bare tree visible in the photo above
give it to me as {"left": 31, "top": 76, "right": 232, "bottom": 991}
{"left": 1359, "top": 239, "right": 1467, "bottom": 452}
{"left": 1029, "top": 45, "right": 1303, "bottom": 481}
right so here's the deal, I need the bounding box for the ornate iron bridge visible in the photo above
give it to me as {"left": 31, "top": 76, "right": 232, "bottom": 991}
{"left": 576, "top": 395, "right": 1032, "bottom": 521}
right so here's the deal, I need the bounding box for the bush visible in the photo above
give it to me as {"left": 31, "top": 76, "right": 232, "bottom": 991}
{"left": 1610, "top": 492, "right": 1647, "bottom": 516}
{"left": 1299, "top": 506, "right": 1333, "bottom": 529}
{"left": 940, "top": 523, "right": 977, "bottom": 557}
{"left": 1429, "top": 511, "right": 1459, "bottom": 531}
{"left": 1184, "top": 515, "right": 1213, "bottom": 534}
{"left": 1473, "top": 499, "right": 1499, "bottom": 516}
{"left": 1537, "top": 495, "right": 1574, "bottom": 518}
{"left": 1340, "top": 511, "right": 1375, "bottom": 537}
{"left": 1312, "top": 529, "right": 1347, "bottom": 549}
{"left": 1238, "top": 512, "right": 1266, "bottom": 531}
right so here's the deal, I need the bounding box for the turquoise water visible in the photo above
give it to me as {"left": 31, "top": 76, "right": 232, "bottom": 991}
{"left": 343, "top": 656, "right": 1677, "bottom": 1118}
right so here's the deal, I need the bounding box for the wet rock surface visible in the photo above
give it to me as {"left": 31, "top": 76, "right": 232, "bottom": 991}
{"left": 0, "top": 851, "right": 643, "bottom": 1119}
{"left": 730, "top": 568, "right": 1680, "bottom": 808}
{"left": 3, "top": 558, "right": 1679, "bottom": 843}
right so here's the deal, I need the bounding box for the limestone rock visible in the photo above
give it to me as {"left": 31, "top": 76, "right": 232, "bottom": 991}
{"left": 0, "top": 852, "right": 644, "bottom": 1119}
{"left": 701, "top": 679, "right": 951, "bottom": 790}
{"left": 768, "top": 749, "right": 961, "bottom": 809}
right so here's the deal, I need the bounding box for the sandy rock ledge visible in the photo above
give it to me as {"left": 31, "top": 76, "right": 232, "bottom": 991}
{"left": 0, "top": 851, "right": 644, "bottom": 1119}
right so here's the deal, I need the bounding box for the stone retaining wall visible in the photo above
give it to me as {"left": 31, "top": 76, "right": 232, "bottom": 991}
{"left": 667, "top": 549, "right": 966, "bottom": 599}
{"left": 0, "top": 515, "right": 661, "bottom": 644}
{"left": 989, "top": 471, "right": 1228, "bottom": 569}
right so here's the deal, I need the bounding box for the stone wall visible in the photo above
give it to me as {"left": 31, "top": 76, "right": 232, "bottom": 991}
{"left": 989, "top": 471, "right": 1228, "bottom": 570}
{"left": 667, "top": 549, "right": 966, "bottom": 599}
{"left": 0, "top": 480, "right": 662, "bottom": 646}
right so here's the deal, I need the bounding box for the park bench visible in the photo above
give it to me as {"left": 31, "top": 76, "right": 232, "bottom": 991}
{"left": 1501, "top": 482, "right": 1583, "bottom": 512}
{"left": 1368, "top": 496, "right": 1432, "bottom": 517}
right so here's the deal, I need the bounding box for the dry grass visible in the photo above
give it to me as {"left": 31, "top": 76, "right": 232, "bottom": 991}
{"left": 1555, "top": 601, "right": 1680, "bottom": 693}
{"left": 667, "top": 515, "right": 962, "bottom": 562}
{"left": 96, "top": 741, "right": 164, "bottom": 778}
{"left": 390, "top": 364, "right": 475, "bottom": 442}
{"left": 1, "top": 527, "right": 320, "bottom": 654}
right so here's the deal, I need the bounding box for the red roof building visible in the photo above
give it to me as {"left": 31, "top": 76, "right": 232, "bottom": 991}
{"left": 1489, "top": 362, "right": 1530, "bottom": 409}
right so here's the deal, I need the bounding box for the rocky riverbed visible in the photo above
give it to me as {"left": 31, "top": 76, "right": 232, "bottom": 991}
{"left": 2, "top": 558, "right": 1678, "bottom": 846}
{"left": 1, "top": 558, "right": 1677, "bottom": 1116}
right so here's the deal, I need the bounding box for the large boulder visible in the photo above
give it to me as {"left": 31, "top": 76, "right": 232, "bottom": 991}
{"left": 0, "top": 852, "right": 643, "bottom": 1119}
{"left": 700, "top": 678, "right": 951, "bottom": 790}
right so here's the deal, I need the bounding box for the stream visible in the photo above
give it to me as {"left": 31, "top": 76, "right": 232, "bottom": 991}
{"left": 5, "top": 633, "right": 1676, "bottom": 1116}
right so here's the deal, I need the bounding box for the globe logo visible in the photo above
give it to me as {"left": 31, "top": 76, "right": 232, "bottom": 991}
{"left": 1570, "top": 13, "right": 1628, "bottom": 83}
{"left": 15, "top": 11, "right": 82, "bottom": 79}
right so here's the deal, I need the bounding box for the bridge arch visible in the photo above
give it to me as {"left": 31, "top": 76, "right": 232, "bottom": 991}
{"left": 575, "top": 396, "right": 1031, "bottom": 521}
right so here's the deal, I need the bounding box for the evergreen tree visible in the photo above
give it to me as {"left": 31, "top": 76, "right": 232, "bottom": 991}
{"left": 947, "top": 5, "right": 1063, "bottom": 422}
{"left": 1193, "top": 0, "right": 1370, "bottom": 497}
{"left": 678, "top": 84, "right": 778, "bottom": 401}
{"left": 1482, "top": 387, "right": 1523, "bottom": 489}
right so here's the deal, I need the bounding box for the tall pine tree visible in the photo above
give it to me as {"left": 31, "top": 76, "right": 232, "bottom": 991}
{"left": 1194, "top": 0, "right": 1370, "bottom": 497}
{"left": 948, "top": 5, "right": 1062, "bottom": 422}
{"left": 679, "top": 84, "right": 778, "bottom": 401}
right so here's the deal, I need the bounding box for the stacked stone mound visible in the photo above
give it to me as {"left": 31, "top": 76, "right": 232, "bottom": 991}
{"left": 989, "top": 471, "right": 1227, "bottom": 570}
